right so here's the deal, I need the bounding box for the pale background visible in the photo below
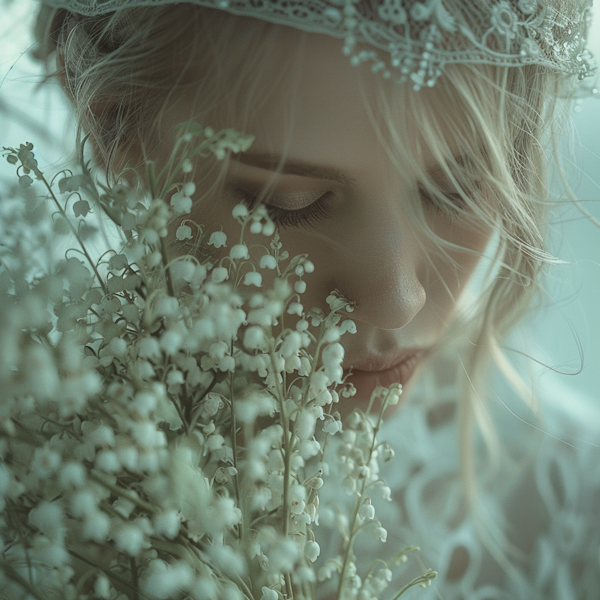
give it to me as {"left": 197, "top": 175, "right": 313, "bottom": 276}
{"left": 1, "top": 0, "right": 599, "bottom": 401}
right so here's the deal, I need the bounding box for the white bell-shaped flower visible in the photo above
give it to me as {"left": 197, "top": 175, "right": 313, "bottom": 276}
{"left": 208, "top": 230, "right": 227, "bottom": 248}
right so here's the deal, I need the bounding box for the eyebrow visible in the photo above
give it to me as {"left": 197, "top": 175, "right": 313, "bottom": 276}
{"left": 232, "top": 152, "right": 477, "bottom": 187}
{"left": 231, "top": 153, "right": 358, "bottom": 187}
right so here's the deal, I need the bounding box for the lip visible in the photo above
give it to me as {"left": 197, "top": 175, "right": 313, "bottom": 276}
{"left": 343, "top": 349, "right": 426, "bottom": 399}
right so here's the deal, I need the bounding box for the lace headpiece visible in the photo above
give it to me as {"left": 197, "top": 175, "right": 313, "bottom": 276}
{"left": 37, "top": 0, "right": 596, "bottom": 91}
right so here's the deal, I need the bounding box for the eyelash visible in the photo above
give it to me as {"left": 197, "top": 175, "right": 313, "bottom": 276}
{"left": 237, "top": 191, "right": 334, "bottom": 229}
{"left": 236, "top": 187, "right": 468, "bottom": 229}
{"left": 419, "top": 188, "right": 468, "bottom": 219}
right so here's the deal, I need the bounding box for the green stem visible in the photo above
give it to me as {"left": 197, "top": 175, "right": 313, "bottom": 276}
{"left": 130, "top": 557, "right": 140, "bottom": 600}
{"left": 336, "top": 392, "right": 390, "bottom": 599}
{"left": 249, "top": 507, "right": 280, "bottom": 529}
{"left": 39, "top": 174, "right": 109, "bottom": 297}
{"left": 87, "top": 471, "right": 156, "bottom": 514}
{"left": 335, "top": 494, "right": 361, "bottom": 599}
{"left": 182, "top": 384, "right": 193, "bottom": 433}
{"left": 68, "top": 549, "right": 153, "bottom": 600}
{"left": 285, "top": 572, "right": 294, "bottom": 600}
{"left": 390, "top": 569, "right": 437, "bottom": 600}
{"left": 229, "top": 352, "right": 242, "bottom": 543}
{"left": 160, "top": 237, "right": 175, "bottom": 297}
{"left": 317, "top": 402, "right": 335, "bottom": 462}
{"left": 169, "top": 536, "right": 256, "bottom": 600}
{"left": 362, "top": 558, "right": 391, "bottom": 584}
{"left": 155, "top": 134, "right": 190, "bottom": 196}
{"left": 0, "top": 561, "right": 44, "bottom": 600}
{"left": 269, "top": 344, "right": 294, "bottom": 600}
{"left": 189, "top": 374, "right": 219, "bottom": 431}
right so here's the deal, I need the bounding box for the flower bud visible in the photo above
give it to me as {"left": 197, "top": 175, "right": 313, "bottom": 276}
{"left": 280, "top": 331, "right": 302, "bottom": 358}
{"left": 289, "top": 484, "right": 306, "bottom": 515}
{"left": 375, "top": 526, "right": 388, "bottom": 542}
{"left": 358, "top": 499, "right": 375, "bottom": 521}
{"left": 232, "top": 203, "right": 249, "bottom": 219}
{"left": 230, "top": 244, "right": 250, "bottom": 260}
{"left": 260, "top": 254, "right": 277, "bottom": 270}
{"left": 261, "top": 587, "right": 278, "bottom": 600}
{"left": 94, "top": 574, "right": 112, "bottom": 599}
{"left": 175, "top": 225, "right": 192, "bottom": 240}
{"left": 296, "top": 409, "right": 317, "bottom": 440}
{"left": 208, "top": 231, "right": 227, "bottom": 248}
{"left": 305, "top": 540, "right": 321, "bottom": 562}
{"left": 243, "top": 271, "right": 262, "bottom": 287}
{"left": 170, "top": 192, "right": 192, "bottom": 215}
{"left": 323, "top": 418, "right": 342, "bottom": 435}
{"left": 294, "top": 280, "right": 307, "bottom": 294}
{"left": 211, "top": 266, "right": 229, "bottom": 283}
{"left": 181, "top": 181, "right": 196, "bottom": 196}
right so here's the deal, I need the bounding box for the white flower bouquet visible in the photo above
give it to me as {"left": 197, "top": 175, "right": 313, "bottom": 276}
{"left": 0, "top": 127, "right": 436, "bottom": 600}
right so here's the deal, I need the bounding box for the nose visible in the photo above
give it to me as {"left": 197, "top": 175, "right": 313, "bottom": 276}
{"left": 331, "top": 204, "right": 427, "bottom": 331}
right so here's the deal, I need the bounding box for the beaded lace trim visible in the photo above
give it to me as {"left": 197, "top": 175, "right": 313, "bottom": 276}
{"left": 39, "top": 0, "right": 596, "bottom": 90}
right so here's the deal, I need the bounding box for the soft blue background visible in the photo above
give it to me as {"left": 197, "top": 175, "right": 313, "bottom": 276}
{"left": 1, "top": 0, "right": 599, "bottom": 400}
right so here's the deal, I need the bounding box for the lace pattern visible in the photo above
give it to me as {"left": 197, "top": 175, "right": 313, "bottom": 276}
{"left": 38, "top": 0, "right": 596, "bottom": 90}
{"left": 317, "top": 360, "right": 600, "bottom": 599}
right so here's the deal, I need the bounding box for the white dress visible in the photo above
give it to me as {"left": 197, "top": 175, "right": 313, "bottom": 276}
{"left": 317, "top": 354, "right": 600, "bottom": 599}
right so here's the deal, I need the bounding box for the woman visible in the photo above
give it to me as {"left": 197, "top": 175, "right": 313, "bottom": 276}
{"left": 18, "top": 0, "right": 600, "bottom": 597}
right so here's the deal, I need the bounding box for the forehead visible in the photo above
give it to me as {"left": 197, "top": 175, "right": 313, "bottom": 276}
{"left": 225, "top": 27, "right": 462, "bottom": 175}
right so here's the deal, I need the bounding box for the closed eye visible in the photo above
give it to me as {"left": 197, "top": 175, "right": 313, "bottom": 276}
{"left": 419, "top": 185, "right": 474, "bottom": 219}
{"left": 235, "top": 189, "right": 334, "bottom": 229}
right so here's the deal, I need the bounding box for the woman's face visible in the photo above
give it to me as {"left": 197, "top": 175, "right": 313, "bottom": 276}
{"left": 168, "top": 27, "right": 492, "bottom": 406}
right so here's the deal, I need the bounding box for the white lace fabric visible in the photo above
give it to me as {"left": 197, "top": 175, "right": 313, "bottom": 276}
{"left": 317, "top": 359, "right": 600, "bottom": 599}
{"left": 37, "top": 0, "right": 596, "bottom": 90}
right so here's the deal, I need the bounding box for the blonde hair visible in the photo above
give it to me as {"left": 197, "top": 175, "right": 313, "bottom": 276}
{"left": 46, "top": 1, "right": 577, "bottom": 567}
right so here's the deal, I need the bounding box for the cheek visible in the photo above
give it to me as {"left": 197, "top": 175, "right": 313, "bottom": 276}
{"left": 425, "top": 217, "right": 493, "bottom": 314}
